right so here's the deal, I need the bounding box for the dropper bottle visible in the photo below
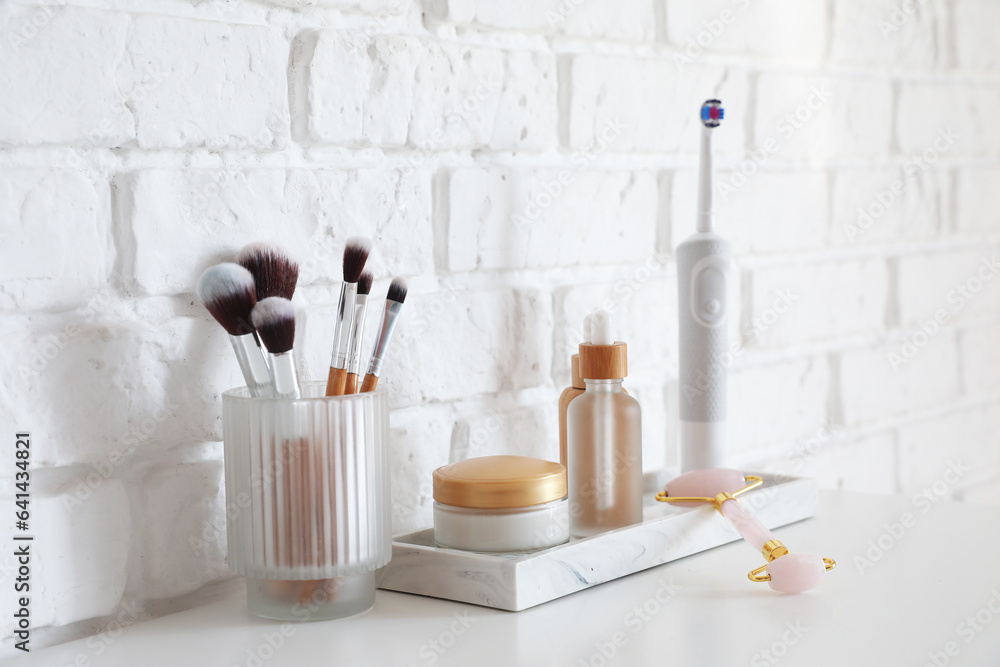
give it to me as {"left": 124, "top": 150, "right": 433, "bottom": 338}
{"left": 567, "top": 310, "right": 643, "bottom": 537}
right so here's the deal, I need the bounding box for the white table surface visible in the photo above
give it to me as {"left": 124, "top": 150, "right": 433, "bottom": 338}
{"left": 10, "top": 491, "right": 1000, "bottom": 666}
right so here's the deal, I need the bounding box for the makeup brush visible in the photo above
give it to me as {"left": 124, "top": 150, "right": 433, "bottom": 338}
{"left": 237, "top": 242, "right": 299, "bottom": 301}
{"left": 343, "top": 271, "right": 374, "bottom": 395}
{"left": 251, "top": 297, "right": 300, "bottom": 399}
{"left": 360, "top": 277, "right": 407, "bottom": 393}
{"left": 197, "top": 263, "right": 272, "bottom": 398}
{"left": 325, "top": 237, "right": 372, "bottom": 396}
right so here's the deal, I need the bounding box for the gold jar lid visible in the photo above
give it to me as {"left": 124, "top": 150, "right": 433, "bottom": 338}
{"left": 433, "top": 455, "right": 567, "bottom": 509}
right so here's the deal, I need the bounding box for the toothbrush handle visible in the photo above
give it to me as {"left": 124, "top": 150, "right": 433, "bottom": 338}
{"left": 677, "top": 232, "right": 730, "bottom": 472}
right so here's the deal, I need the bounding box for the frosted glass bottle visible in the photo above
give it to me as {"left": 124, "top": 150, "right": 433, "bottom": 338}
{"left": 567, "top": 341, "right": 643, "bottom": 537}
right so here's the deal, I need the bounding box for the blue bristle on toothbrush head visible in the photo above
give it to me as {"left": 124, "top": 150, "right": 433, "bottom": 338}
{"left": 700, "top": 99, "right": 724, "bottom": 128}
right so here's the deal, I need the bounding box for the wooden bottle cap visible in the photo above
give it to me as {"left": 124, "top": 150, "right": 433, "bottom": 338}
{"left": 570, "top": 354, "right": 584, "bottom": 389}
{"left": 578, "top": 342, "right": 627, "bottom": 380}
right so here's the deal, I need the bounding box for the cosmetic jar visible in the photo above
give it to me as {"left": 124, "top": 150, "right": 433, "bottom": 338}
{"left": 433, "top": 455, "right": 569, "bottom": 553}
{"left": 222, "top": 381, "right": 391, "bottom": 621}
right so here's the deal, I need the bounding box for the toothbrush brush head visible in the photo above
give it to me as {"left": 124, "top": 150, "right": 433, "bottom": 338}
{"left": 700, "top": 99, "right": 724, "bottom": 128}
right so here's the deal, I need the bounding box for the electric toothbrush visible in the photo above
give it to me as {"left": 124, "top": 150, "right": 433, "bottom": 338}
{"left": 677, "top": 99, "right": 730, "bottom": 472}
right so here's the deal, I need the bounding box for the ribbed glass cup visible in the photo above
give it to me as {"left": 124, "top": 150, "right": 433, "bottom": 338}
{"left": 222, "top": 381, "right": 391, "bottom": 621}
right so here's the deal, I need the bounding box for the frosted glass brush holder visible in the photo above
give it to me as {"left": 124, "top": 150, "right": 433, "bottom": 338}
{"left": 222, "top": 382, "right": 391, "bottom": 621}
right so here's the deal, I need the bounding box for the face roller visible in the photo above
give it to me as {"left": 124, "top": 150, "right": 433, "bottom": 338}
{"left": 656, "top": 469, "right": 836, "bottom": 593}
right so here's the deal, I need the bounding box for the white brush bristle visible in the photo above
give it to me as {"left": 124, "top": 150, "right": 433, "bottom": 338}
{"left": 196, "top": 263, "right": 254, "bottom": 304}
{"left": 251, "top": 296, "right": 295, "bottom": 329}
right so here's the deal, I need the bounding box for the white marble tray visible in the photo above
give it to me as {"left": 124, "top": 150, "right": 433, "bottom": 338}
{"left": 376, "top": 474, "right": 817, "bottom": 611}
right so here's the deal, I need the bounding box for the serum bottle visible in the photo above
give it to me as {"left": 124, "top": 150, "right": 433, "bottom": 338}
{"left": 567, "top": 311, "right": 643, "bottom": 537}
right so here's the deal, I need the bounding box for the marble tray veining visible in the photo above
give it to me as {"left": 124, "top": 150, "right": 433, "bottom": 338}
{"left": 376, "top": 474, "right": 817, "bottom": 611}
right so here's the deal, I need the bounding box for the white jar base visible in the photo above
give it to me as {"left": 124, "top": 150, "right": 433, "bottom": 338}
{"left": 246, "top": 573, "right": 375, "bottom": 621}
{"left": 434, "top": 500, "right": 569, "bottom": 553}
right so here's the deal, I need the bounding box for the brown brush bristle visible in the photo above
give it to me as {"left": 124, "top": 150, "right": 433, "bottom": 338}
{"left": 251, "top": 297, "right": 296, "bottom": 354}
{"left": 386, "top": 276, "right": 408, "bottom": 304}
{"left": 342, "top": 237, "right": 372, "bottom": 284}
{"left": 196, "top": 263, "right": 257, "bottom": 336}
{"left": 237, "top": 242, "right": 299, "bottom": 301}
{"left": 358, "top": 271, "right": 374, "bottom": 296}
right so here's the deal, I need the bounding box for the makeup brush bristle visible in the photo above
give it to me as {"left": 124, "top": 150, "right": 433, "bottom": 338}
{"left": 196, "top": 263, "right": 257, "bottom": 336}
{"left": 251, "top": 297, "right": 296, "bottom": 355}
{"left": 358, "top": 271, "right": 374, "bottom": 296}
{"left": 342, "top": 237, "right": 372, "bottom": 284}
{"left": 386, "top": 276, "right": 408, "bottom": 304}
{"left": 237, "top": 242, "right": 299, "bottom": 301}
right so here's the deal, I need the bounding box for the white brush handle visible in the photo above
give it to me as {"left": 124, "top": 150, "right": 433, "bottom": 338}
{"left": 677, "top": 232, "right": 730, "bottom": 472}
{"left": 268, "top": 351, "right": 300, "bottom": 399}
{"left": 230, "top": 334, "right": 273, "bottom": 398}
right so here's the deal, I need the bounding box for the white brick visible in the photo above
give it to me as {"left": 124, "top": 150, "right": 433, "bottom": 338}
{"left": 830, "top": 0, "right": 942, "bottom": 66}
{"left": 429, "top": 0, "right": 655, "bottom": 41}
{"left": 747, "top": 259, "right": 889, "bottom": 347}
{"left": 379, "top": 288, "right": 553, "bottom": 406}
{"left": 728, "top": 357, "right": 829, "bottom": 452}
{"left": 958, "top": 477, "right": 1000, "bottom": 505}
{"left": 897, "top": 249, "right": 1000, "bottom": 326}
{"left": 565, "top": 56, "right": 748, "bottom": 156}
{"left": 897, "top": 83, "right": 1000, "bottom": 156}
{"left": 956, "top": 167, "right": 1000, "bottom": 235}
{"left": 840, "top": 335, "right": 959, "bottom": 425}
{"left": 765, "top": 432, "right": 897, "bottom": 495}
{"left": 898, "top": 406, "right": 1000, "bottom": 493}
{"left": 305, "top": 32, "right": 556, "bottom": 150}
{"left": 142, "top": 461, "right": 229, "bottom": 599}
{"left": 953, "top": 0, "right": 1000, "bottom": 70}
{"left": 554, "top": 272, "right": 677, "bottom": 379}
{"left": 666, "top": 0, "right": 826, "bottom": 61}
{"left": 0, "top": 6, "right": 131, "bottom": 146}
{"left": 0, "top": 170, "right": 112, "bottom": 310}
{"left": 755, "top": 73, "right": 891, "bottom": 160}
{"left": 453, "top": 404, "right": 558, "bottom": 463}
{"left": 831, "top": 168, "right": 941, "bottom": 246}
{"left": 446, "top": 168, "right": 658, "bottom": 271}
{"left": 389, "top": 406, "right": 454, "bottom": 534}
{"left": 0, "top": 319, "right": 146, "bottom": 466}
{"left": 671, "top": 169, "right": 828, "bottom": 255}
{"left": 959, "top": 323, "right": 1000, "bottom": 396}
{"left": 122, "top": 168, "right": 432, "bottom": 295}
{"left": 123, "top": 16, "right": 289, "bottom": 149}
{"left": 36, "top": 480, "right": 131, "bottom": 626}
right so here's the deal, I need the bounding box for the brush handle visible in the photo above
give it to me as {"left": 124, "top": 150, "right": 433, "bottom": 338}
{"left": 268, "top": 351, "right": 300, "bottom": 399}
{"left": 677, "top": 232, "right": 730, "bottom": 472}
{"left": 360, "top": 373, "right": 378, "bottom": 393}
{"left": 345, "top": 295, "right": 369, "bottom": 378}
{"left": 331, "top": 283, "right": 357, "bottom": 370}
{"left": 366, "top": 300, "right": 403, "bottom": 378}
{"left": 230, "top": 334, "right": 273, "bottom": 398}
{"left": 326, "top": 366, "right": 347, "bottom": 396}
{"left": 345, "top": 372, "right": 359, "bottom": 395}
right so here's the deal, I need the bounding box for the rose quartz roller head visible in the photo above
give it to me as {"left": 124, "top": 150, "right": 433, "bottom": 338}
{"left": 655, "top": 468, "right": 836, "bottom": 593}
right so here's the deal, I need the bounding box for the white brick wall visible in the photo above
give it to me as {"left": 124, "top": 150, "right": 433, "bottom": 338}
{"left": 2, "top": 0, "right": 999, "bottom": 654}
